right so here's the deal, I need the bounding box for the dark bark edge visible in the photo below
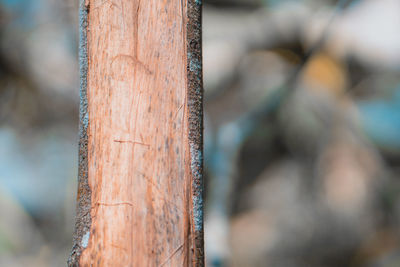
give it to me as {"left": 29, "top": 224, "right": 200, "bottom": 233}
{"left": 68, "top": 0, "right": 92, "bottom": 266}
{"left": 187, "top": 0, "right": 205, "bottom": 265}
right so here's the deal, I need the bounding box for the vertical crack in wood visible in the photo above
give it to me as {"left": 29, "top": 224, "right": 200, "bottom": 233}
{"left": 68, "top": 0, "right": 92, "bottom": 266}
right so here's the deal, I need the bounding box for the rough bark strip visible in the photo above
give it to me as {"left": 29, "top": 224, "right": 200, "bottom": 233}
{"left": 69, "top": 0, "right": 203, "bottom": 266}
{"left": 187, "top": 0, "right": 204, "bottom": 266}
{"left": 68, "top": 0, "right": 91, "bottom": 266}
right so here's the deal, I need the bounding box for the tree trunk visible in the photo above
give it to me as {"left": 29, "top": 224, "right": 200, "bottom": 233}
{"left": 68, "top": 0, "right": 203, "bottom": 266}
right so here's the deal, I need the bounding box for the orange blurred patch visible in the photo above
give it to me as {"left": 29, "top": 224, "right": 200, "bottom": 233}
{"left": 301, "top": 52, "right": 347, "bottom": 98}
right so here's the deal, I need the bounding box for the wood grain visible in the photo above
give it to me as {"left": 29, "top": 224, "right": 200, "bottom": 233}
{"left": 69, "top": 0, "right": 203, "bottom": 266}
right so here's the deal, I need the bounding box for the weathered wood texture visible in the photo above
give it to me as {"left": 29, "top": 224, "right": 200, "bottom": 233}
{"left": 68, "top": 0, "right": 203, "bottom": 266}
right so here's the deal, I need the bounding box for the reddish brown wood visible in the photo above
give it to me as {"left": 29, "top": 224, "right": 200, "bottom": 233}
{"left": 69, "top": 0, "right": 203, "bottom": 266}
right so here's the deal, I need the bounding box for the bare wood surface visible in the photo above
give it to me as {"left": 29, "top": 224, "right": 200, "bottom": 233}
{"left": 69, "top": 0, "right": 203, "bottom": 266}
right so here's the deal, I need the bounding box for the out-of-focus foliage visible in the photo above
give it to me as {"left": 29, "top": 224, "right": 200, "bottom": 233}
{"left": 0, "top": 0, "right": 78, "bottom": 266}
{"left": 203, "top": 0, "right": 400, "bottom": 266}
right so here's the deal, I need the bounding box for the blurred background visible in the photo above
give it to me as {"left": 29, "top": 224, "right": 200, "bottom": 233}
{"left": 0, "top": 0, "right": 400, "bottom": 266}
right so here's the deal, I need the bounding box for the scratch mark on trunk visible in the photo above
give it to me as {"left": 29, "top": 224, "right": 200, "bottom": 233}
{"left": 159, "top": 243, "right": 184, "bottom": 267}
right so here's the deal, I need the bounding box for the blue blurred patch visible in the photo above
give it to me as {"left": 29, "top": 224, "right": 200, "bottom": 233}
{"left": 0, "top": 0, "right": 42, "bottom": 28}
{"left": 358, "top": 87, "right": 400, "bottom": 152}
{"left": 0, "top": 127, "right": 77, "bottom": 216}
